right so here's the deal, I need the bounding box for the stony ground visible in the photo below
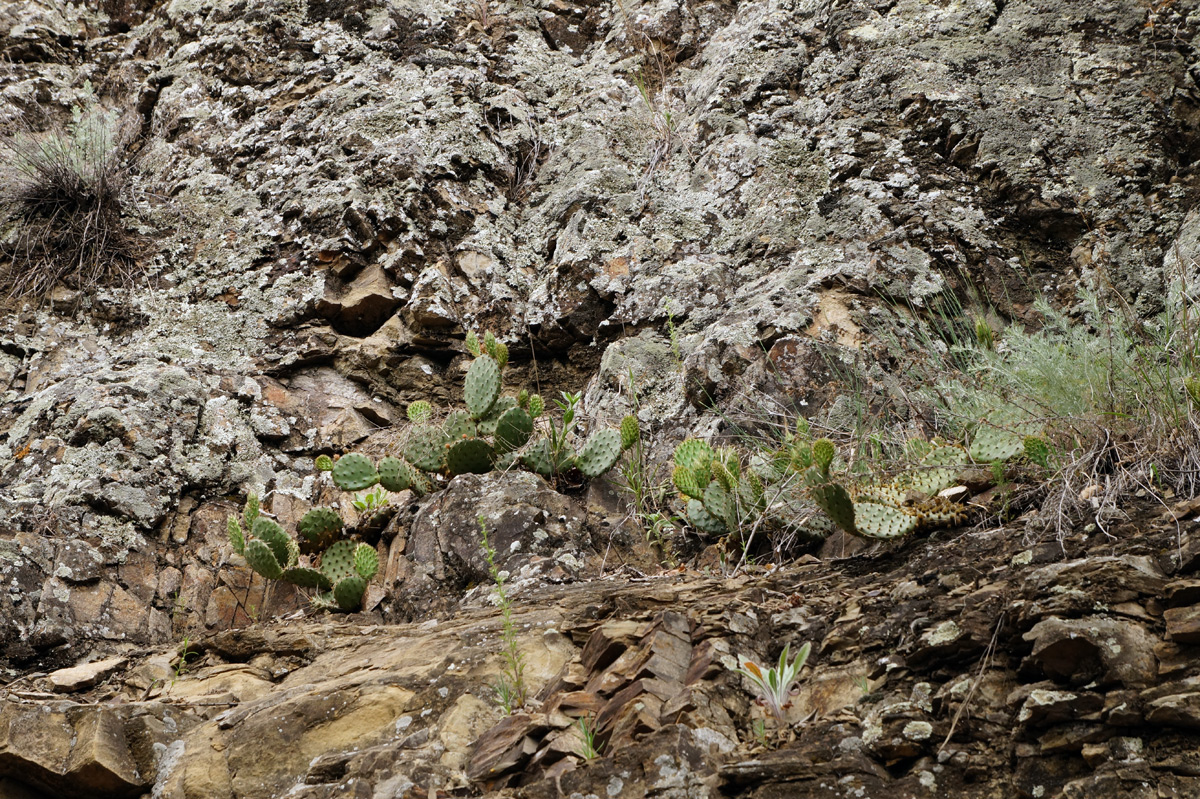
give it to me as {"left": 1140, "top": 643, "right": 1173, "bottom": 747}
{"left": 4, "top": 0, "right": 1200, "bottom": 797}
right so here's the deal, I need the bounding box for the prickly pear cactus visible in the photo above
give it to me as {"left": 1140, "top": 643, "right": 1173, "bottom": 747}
{"left": 332, "top": 454, "right": 379, "bottom": 492}
{"left": 298, "top": 507, "right": 343, "bottom": 551}
{"left": 405, "top": 426, "right": 450, "bottom": 473}
{"left": 407, "top": 401, "right": 433, "bottom": 424}
{"left": 494, "top": 407, "right": 533, "bottom": 453}
{"left": 377, "top": 457, "right": 415, "bottom": 493}
{"left": 620, "top": 415, "right": 639, "bottom": 451}
{"left": 577, "top": 428, "right": 623, "bottom": 479}
{"left": 446, "top": 438, "right": 495, "bottom": 475}
{"left": 464, "top": 355, "right": 502, "bottom": 420}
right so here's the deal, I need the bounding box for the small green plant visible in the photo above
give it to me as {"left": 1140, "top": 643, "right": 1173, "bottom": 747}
{"left": 480, "top": 516, "right": 527, "bottom": 713}
{"left": 750, "top": 718, "right": 771, "bottom": 749}
{"left": 853, "top": 675, "right": 871, "bottom": 695}
{"left": 734, "top": 642, "right": 812, "bottom": 725}
{"left": 351, "top": 485, "right": 389, "bottom": 514}
{"left": 577, "top": 714, "right": 603, "bottom": 761}
{"left": 174, "top": 635, "right": 196, "bottom": 680}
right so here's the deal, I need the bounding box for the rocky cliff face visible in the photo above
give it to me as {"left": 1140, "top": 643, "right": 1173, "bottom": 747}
{"left": 3, "top": 0, "right": 1200, "bottom": 797}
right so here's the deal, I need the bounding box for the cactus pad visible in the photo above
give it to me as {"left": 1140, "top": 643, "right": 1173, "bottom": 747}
{"left": 280, "top": 567, "right": 333, "bottom": 591}
{"left": 464, "top": 355, "right": 502, "bottom": 420}
{"left": 297, "top": 507, "right": 343, "bottom": 548}
{"left": 405, "top": 426, "right": 449, "bottom": 473}
{"left": 1024, "top": 436, "right": 1051, "bottom": 468}
{"left": 320, "top": 540, "right": 358, "bottom": 582}
{"left": 354, "top": 543, "right": 379, "bottom": 579}
{"left": 494, "top": 407, "right": 534, "bottom": 452}
{"left": 245, "top": 538, "right": 284, "bottom": 580}
{"left": 443, "top": 411, "right": 477, "bottom": 442}
{"left": 528, "top": 394, "right": 544, "bottom": 419}
{"left": 332, "top": 453, "right": 380, "bottom": 491}
{"left": 465, "top": 330, "right": 482, "bottom": 357}
{"left": 407, "top": 401, "right": 433, "bottom": 424}
{"left": 702, "top": 479, "right": 735, "bottom": 529}
{"left": 674, "top": 438, "right": 715, "bottom": 471}
{"left": 672, "top": 465, "right": 703, "bottom": 499}
{"left": 812, "top": 439, "right": 836, "bottom": 472}
{"left": 686, "top": 498, "right": 728, "bottom": 535}
{"left": 810, "top": 482, "right": 856, "bottom": 535}
{"left": 252, "top": 517, "right": 291, "bottom": 567}
{"left": 577, "top": 428, "right": 623, "bottom": 479}
{"left": 377, "top": 457, "right": 415, "bottom": 493}
{"left": 446, "top": 438, "right": 495, "bottom": 475}
{"left": 522, "top": 438, "right": 554, "bottom": 476}
{"left": 853, "top": 502, "right": 917, "bottom": 540}
{"left": 334, "top": 575, "right": 368, "bottom": 611}
{"left": 969, "top": 425, "right": 1025, "bottom": 463}
{"left": 228, "top": 518, "right": 245, "bottom": 555}
{"left": 314, "top": 455, "right": 334, "bottom": 472}
{"left": 494, "top": 450, "right": 519, "bottom": 471}
{"left": 477, "top": 397, "right": 517, "bottom": 437}
{"left": 620, "top": 415, "right": 639, "bottom": 451}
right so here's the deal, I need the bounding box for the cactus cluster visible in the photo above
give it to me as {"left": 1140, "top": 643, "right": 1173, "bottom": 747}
{"left": 395, "top": 330, "right": 637, "bottom": 484}
{"left": 674, "top": 415, "right": 1043, "bottom": 544}
{"left": 228, "top": 493, "right": 379, "bottom": 612}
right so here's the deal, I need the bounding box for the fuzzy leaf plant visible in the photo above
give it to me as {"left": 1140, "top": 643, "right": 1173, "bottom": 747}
{"left": 734, "top": 642, "right": 812, "bottom": 725}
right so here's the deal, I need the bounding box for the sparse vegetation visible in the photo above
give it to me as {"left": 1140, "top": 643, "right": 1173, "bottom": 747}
{"left": 479, "top": 516, "right": 527, "bottom": 714}
{"left": 734, "top": 642, "right": 811, "bottom": 726}
{"left": 0, "top": 106, "right": 146, "bottom": 304}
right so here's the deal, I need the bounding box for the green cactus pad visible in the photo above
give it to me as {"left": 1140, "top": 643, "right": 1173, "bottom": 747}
{"left": 405, "top": 426, "right": 450, "bottom": 473}
{"left": 465, "top": 330, "right": 482, "bottom": 357}
{"left": 494, "top": 407, "right": 534, "bottom": 453}
{"left": 812, "top": 439, "right": 836, "bottom": 472}
{"left": 969, "top": 425, "right": 1025, "bottom": 463}
{"left": 854, "top": 483, "right": 907, "bottom": 507}
{"left": 577, "top": 428, "right": 623, "bottom": 479}
{"left": 298, "top": 507, "right": 343, "bottom": 546}
{"left": 477, "top": 397, "right": 517, "bottom": 437}
{"left": 1024, "top": 436, "right": 1051, "bottom": 468}
{"left": 334, "top": 576, "right": 368, "bottom": 611}
{"left": 280, "top": 567, "right": 333, "bottom": 591}
{"left": 252, "top": 517, "right": 291, "bottom": 568}
{"left": 354, "top": 543, "right": 379, "bottom": 580}
{"left": 377, "top": 457, "right": 414, "bottom": 493}
{"left": 620, "top": 415, "right": 639, "bottom": 451}
{"left": 494, "top": 451, "right": 519, "bottom": 471}
{"left": 228, "top": 517, "right": 245, "bottom": 555}
{"left": 710, "top": 459, "right": 733, "bottom": 492}
{"left": 528, "top": 394, "right": 544, "bottom": 419}
{"left": 244, "top": 538, "right": 284, "bottom": 580}
{"left": 443, "top": 411, "right": 477, "bottom": 442}
{"left": 464, "top": 356, "right": 502, "bottom": 420}
{"left": 517, "top": 389, "right": 529, "bottom": 409}
{"left": 314, "top": 455, "right": 334, "bottom": 472}
{"left": 407, "top": 401, "right": 433, "bottom": 424}
{"left": 853, "top": 502, "right": 917, "bottom": 540}
{"left": 702, "top": 479, "right": 735, "bottom": 530}
{"left": 446, "top": 438, "right": 495, "bottom": 475}
{"left": 332, "top": 453, "right": 380, "bottom": 491}
{"left": 285, "top": 539, "right": 300, "bottom": 570}
{"left": 672, "top": 465, "right": 703, "bottom": 500}
{"left": 243, "top": 493, "right": 260, "bottom": 529}
{"left": 492, "top": 341, "right": 509, "bottom": 369}
{"left": 410, "top": 470, "right": 432, "bottom": 496}
{"left": 320, "top": 540, "right": 358, "bottom": 582}
{"left": 674, "top": 439, "right": 715, "bottom": 471}
{"left": 522, "top": 438, "right": 554, "bottom": 476}
{"left": 686, "top": 498, "right": 728, "bottom": 535}
{"left": 810, "top": 482, "right": 856, "bottom": 535}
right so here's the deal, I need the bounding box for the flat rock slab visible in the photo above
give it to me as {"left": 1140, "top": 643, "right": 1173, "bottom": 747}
{"left": 48, "top": 656, "right": 128, "bottom": 693}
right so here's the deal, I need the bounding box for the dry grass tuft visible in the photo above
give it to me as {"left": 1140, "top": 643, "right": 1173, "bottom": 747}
{"left": 0, "top": 107, "right": 147, "bottom": 305}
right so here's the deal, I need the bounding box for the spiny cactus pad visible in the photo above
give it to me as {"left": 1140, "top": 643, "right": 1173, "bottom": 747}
{"left": 298, "top": 507, "right": 343, "bottom": 546}
{"left": 320, "top": 540, "right": 358, "bottom": 582}
{"left": 446, "top": 438, "right": 495, "bottom": 475}
{"left": 812, "top": 439, "right": 836, "bottom": 472}
{"left": 228, "top": 518, "right": 245, "bottom": 555}
{"left": 477, "top": 397, "right": 517, "bottom": 437}
{"left": 280, "top": 567, "right": 333, "bottom": 591}
{"left": 405, "top": 426, "right": 449, "bottom": 473}
{"left": 465, "top": 330, "right": 482, "bottom": 357}
{"left": 810, "top": 482, "right": 855, "bottom": 535}
{"left": 702, "top": 480, "right": 735, "bottom": 529}
{"left": 674, "top": 439, "right": 715, "bottom": 471}
{"left": 673, "top": 465, "right": 703, "bottom": 499}
{"left": 853, "top": 502, "right": 917, "bottom": 539}
{"left": 464, "top": 355, "right": 502, "bottom": 420}
{"left": 407, "top": 401, "right": 433, "bottom": 424}
{"left": 494, "top": 407, "right": 534, "bottom": 453}
{"left": 443, "top": 411, "right": 477, "bottom": 442}
{"left": 314, "top": 454, "right": 334, "bottom": 472}
{"left": 577, "top": 428, "right": 623, "bottom": 479}
{"left": 354, "top": 543, "right": 379, "bottom": 579}
{"left": 334, "top": 575, "right": 368, "bottom": 611}
{"left": 1024, "top": 436, "right": 1051, "bottom": 468}
{"left": 686, "top": 498, "right": 728, "bottom": 535}
{"left": 620, "top": 415, "right": 639, "bottom": 451}
{"left": 332, "top": 453, "right": 380, "bottom": 491}
{"left": 245, "top": 538, "right": 284, "bottom": 580}
{"left": 528, "top": 394, "right": 544, "bottom": 419}
{"left": 522, "top": 438, "right": 554, "bottom": 476}
{"left": 252, "top": 518, "right": 291, "bottom": 568}
{"left": 378, "top": 457, "right": 415, "bottom": 493}
{"left": 969, "top": 425, "right": 1025, "bottom": 463}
